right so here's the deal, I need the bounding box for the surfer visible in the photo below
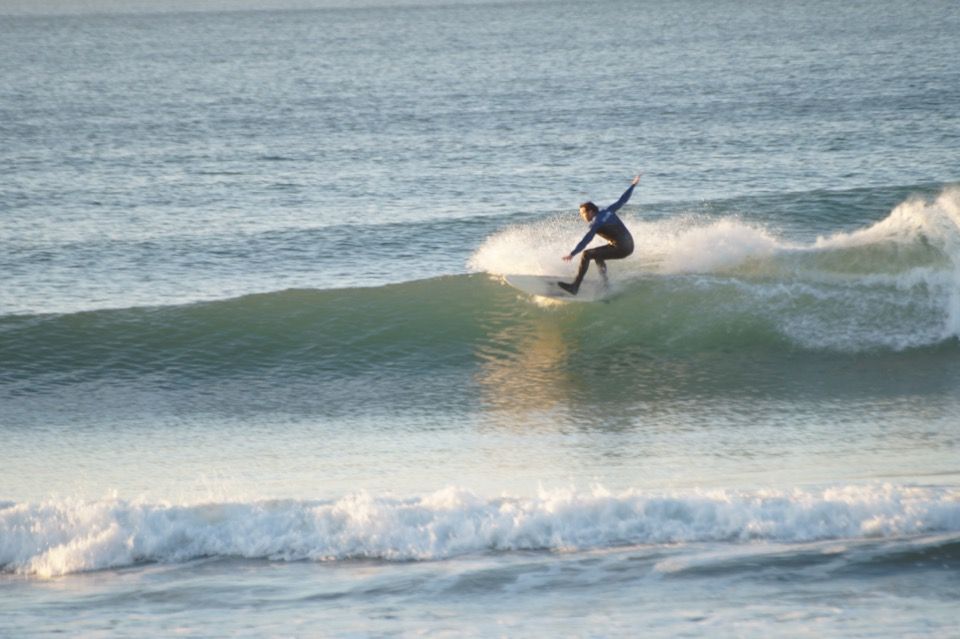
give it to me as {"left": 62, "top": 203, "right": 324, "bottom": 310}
{"left": 559, "top": 174, "right": 640, "bottom": 295}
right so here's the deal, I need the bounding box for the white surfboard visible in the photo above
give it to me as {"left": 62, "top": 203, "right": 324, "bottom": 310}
{"left": 503, "top": 274, "right": 610, "bottom": 302}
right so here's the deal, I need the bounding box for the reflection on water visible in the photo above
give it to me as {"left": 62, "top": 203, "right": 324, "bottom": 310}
{"left": 474, "top": 306, "right": 574, "bottom": 417}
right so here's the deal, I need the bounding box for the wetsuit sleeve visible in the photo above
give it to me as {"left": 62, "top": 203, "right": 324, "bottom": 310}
{"left": 605, "top": 184, "right": 635, "bottom": 214}
{"left": 569, "top": 220, "right": 600, "bottom": 257}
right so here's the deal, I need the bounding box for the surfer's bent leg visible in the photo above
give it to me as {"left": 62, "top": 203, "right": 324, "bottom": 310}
{"left": 560, "top": 253, "right": 593, "bottom": 295}
{"left": 561, "top": 241, "right": 634, "bottom": 295}
{"left": 574, "top": 250, "right": 594, "bottom": 286}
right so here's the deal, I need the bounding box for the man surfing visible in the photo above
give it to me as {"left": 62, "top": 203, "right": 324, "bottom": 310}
{"left": 559, "top": 174, "right": 641, "bottom": 295}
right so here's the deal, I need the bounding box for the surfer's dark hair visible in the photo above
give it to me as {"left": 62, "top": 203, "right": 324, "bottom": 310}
{"left": 580, "top": 202, "right": 599, "bottom": 215}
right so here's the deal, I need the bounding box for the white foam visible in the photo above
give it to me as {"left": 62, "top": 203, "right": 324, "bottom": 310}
{"left": 815, "top": 188, "right": 960, "bottom": 252}
{"left": 2, "top": 484, "right": 959, "bottom": 578}
{"left": 468, "top": 212, "right": 785, "bottom": 280}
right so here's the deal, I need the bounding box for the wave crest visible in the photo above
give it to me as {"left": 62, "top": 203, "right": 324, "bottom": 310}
{"left": 3, "top": 484, "right": 959, "bottom": 578}
{"left": 3, "top": 191, "right": 960, "bottom": 393}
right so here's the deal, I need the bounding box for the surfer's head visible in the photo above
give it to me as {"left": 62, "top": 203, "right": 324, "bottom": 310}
{"left": 579, "top": 202, "right": 599, "bottom": 222}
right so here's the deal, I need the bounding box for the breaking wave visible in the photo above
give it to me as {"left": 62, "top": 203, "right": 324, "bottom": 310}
{"left": 3, "top": 484, "right": 959, "bottom": 578}
{"left": 3, "top": 190, "right": 959, "bottom": 392}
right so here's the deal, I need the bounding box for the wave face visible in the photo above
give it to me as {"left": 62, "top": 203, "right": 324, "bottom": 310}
{"left": 2, "top": 484, "right": 959, "bottom": 578}
{"left": 2, "top": 190, "right": 959, "bottom": 395}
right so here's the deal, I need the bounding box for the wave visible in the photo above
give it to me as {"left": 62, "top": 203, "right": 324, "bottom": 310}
{"left": 2, "top": 190, "right": 959, "bottom": 390}
{"left": 2, "top": 484, "right": 958, "bottom": 578}
{"left": 471, "top": 187, "right": 960, "bottom": 351}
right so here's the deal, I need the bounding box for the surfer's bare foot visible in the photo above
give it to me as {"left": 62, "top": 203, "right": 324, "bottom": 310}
{"left": 558, "top": 281, "right": 579, "bottom": 296}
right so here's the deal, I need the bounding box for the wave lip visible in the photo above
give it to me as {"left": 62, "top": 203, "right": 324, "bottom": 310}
{"left": 3, "top": 484, "right": 959, "bottom": 578}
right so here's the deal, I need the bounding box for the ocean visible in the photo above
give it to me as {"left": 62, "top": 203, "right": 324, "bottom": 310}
{"left": 2, "top": 0, "right": 960, "bottom": 636}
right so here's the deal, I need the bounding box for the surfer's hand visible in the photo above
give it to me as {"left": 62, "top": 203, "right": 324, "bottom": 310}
{"left": 631, "top": 174, "right": 642, "bottom": 186}
{"left": 562, "top": 254, "right": 573, "bottom": 262}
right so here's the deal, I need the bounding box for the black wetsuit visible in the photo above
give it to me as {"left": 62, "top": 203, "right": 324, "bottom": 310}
{"left": 562, "top": 184, "right": 635, "bottom": 293}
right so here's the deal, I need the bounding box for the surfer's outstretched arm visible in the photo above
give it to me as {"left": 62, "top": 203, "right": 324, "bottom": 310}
{"left": 606, "top": 174, "right": 642, "bottom": 214}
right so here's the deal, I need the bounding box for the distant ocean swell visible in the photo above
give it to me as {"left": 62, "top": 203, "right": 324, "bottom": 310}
{"left": 2, "top": 484, "right": 959, "bottom": 578}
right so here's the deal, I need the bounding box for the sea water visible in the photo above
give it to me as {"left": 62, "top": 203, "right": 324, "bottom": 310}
{"left": 2, "top": 0, "right": 960, "bottom": 636}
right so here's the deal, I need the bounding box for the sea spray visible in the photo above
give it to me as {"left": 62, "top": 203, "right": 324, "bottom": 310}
{"left": 646, "top": 216, "right": 785, "bottom": 274}
{"left": 467, "top": 214, "right": 584, "bottom": 277}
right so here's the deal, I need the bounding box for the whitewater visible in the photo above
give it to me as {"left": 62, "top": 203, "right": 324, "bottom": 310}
{"left": 5, "top": 485, "right": 960, "bottom": 579}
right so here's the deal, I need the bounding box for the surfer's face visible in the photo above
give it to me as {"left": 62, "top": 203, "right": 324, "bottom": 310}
{"left": 579, "top": 206, "right": 594, "bottom": 222}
